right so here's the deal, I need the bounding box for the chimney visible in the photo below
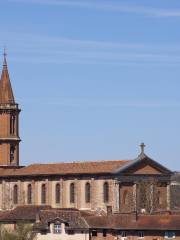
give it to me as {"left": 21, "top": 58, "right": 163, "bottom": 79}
{"left": 107, "top": 205, "right": 112, "bottom": 216}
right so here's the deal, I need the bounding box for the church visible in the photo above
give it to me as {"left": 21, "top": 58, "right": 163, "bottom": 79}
{"left": 0, "top": 54, "right": 179, "bottom": 214}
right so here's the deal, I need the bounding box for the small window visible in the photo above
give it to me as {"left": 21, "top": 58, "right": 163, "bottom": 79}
{"left": 103, "top": 229, "right": 107, "bottom": 237}
{"left": 138, "top": 231, "right": 144, "bottom": 238}
{"left": 10, "top": 115, "right": 15, "bottom": 135}
{"left": 85, "top": 182, "right": 91, "bottom": 203}
{"left": 54, "top": 224, "right": 61, "bottom": 234}
{"left": 103, "top": 182, "right": 109, "bottom": 203}
{"left": 13, "top": 185, "right": 18, "bottom": 204}
{"left": 92, "top": 230, "right": 97, "bottom": 237}
{"left": 121, "top": 231, "right": 127, "bottom": 238}
{"left": 70, "top": 183, "right": 75, "bottom": 203}
{"left": 56, "top": 183, "right": 61, "bottom": 204}
{"left": 27, "top": 184, "right": 32, "bottom": 204}
{"left": 165, "top": 231, "right": 175, "bottom": 239}
{"left": 10, "top": 145, "right": 15, "bottom": 163}
{"left": 157, "top": 190, "right": 162, "bottom": 205}
{"left": 41, "top": 184, "right": 46, "bottom": 204}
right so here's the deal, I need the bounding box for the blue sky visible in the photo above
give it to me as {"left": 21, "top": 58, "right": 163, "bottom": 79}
{"left": 0, "top": 0, "right": 180, "bottom": 170}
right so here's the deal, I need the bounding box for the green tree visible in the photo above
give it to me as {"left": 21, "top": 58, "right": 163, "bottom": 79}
{"left": 0, "top": 223, "right": 36, "bottom": 240}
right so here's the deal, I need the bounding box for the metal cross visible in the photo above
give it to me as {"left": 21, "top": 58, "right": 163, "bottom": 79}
{"left": 140, "top": 142, "right": 146, "bottom": 154}
{"left": 3, "top": 48, "right": 7, "bottom": 57}
{"left": 3, "top": 47, "right": 7, "bottom": 66}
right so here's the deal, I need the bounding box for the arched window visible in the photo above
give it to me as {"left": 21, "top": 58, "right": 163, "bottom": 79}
{"left": 27, "top": 184, "right": 32, "bottom": 204}
{"left": 10, "top": 115, "right": 15, "bottom": 135}
{"left": 157, "top": 190, "right": 162, "bottom": 205}
{"left": 85, "top": 182, "right": 91, "bottom": 203}
{"left": 41, "top": 184, "right": 46, "bottom": 204}
{"left": 13, "top": 185, "right": 18, "bottom": 204}
{"left": 123, "top": 190, "right": 129, "bottom": 205}
{"left": 70, "top": 183, "right": 75, "bottom": 203}
{"left": 56, "top": 183, "right": 61, "bottom": 204}
{"left": 10, "top": 145, "right": 15, "bottom": 163}
{"left": 103, "top": 182, "right": 109, "bottom": 203}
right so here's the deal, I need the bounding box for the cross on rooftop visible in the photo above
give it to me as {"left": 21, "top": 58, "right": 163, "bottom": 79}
{"left": 140, "top": 142, "right": 146, "bottom": 154}
{"left": 3, "top": 48, "right": 7, "bottom": 58}
{"left": 3, "top": 48, "right": 7, "bottom": 66}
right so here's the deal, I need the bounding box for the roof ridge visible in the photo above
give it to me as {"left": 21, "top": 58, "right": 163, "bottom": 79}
{"left": 26, "top": 159, "right": 131, "bottom": 166}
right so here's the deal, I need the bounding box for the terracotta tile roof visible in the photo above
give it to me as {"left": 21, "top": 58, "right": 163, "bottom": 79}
{"left": 0, "top": 160, "right": 130, "bottom": 177}
{"left": 0, "top": 206, "right": 88, "bottom": 229}
{"left": 85, "top": 213, "right": 180, "bottom": 230}
{"left": 39, "top": 209, "right": 88, "bottom": 229}
{"left": 0, "top": 205, "right": 52, "bottom": 221}
{"left": 1, "top": 206, "right": 180, "bottom": 230}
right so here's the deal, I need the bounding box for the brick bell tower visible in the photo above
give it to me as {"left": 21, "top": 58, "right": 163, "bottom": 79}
{"left": 0, "top": 52, "right": 21, "bottom": 166}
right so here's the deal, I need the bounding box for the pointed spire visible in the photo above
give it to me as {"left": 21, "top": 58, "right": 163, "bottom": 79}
{"left": 0, "top": 50, "right": 15, "bottom": 104}
{"left": 3, "top": 48, "right": 7, "bottom": 67}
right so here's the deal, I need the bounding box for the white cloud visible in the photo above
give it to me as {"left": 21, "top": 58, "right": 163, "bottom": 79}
{"left": 1, "top": 32, "right": 180, "bottom": 65}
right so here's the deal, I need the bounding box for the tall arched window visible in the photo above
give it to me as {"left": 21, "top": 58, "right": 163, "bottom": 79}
{"left": 41, "top": 184, "right": 46, "bottom": 204}
{"left": 10, "top": 115, "right": 15, "bottom": 135}
{"left": 103, "top": 182, "right": 109, "bottom": 203}
{"left": 27, "top": 184, "right": 32, "bottom": 204}
{"left": 70, "top": 183, "right": 75, "bottom": 203}
{"left": 123, "top": 190, "right": 129, "bottom": 205}
{"left": 13, "top": 185, "right": 18, "bottom": 204}
{"left": 85, "top": 182, "right": 91, "bottom": 203}
{"left": 10, "top": 145, "right": 15, "bottom": 163}
{"left": 157, "top": 190, "right": 162, "bottom": 205}
{"left": 56, "top": 183, "right": 61, "bottom": 204}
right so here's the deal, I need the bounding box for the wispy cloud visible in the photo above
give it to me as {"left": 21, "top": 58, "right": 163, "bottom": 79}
{"left": 1, "top": 32, "right": 180, "bottom": 65}
{"left": 5, "top": 0, "right": 180, "bottom": 17}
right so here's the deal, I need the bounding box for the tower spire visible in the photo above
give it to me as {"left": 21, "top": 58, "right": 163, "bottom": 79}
{"left": 0, "top": 51, "right": 21, "bottom": 166}
{"left": 3, "top": 48, "right": 7, "bottom": 67}
{"left": 0, "top": 50, "right": 15, "bottom": 104}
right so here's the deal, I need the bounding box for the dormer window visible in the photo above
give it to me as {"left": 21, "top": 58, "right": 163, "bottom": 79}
{"left": 54, "top": 223, "right": 61, "bottom": 234}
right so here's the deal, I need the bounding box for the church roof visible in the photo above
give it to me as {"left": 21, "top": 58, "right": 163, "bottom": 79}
{"left": 0, "top": 160, "right": 130, "bottom": 177}
{"left": 19, "top": 160, "right": 130, "bottom": 176}
{"left": 113, "top": 152, "right": 172, "bottom": 175}
{"left": 0, "top": 150, "right": 172, "bottom": 177}
{"left": 0, "top": 54, "right": 15, "bottom": 104}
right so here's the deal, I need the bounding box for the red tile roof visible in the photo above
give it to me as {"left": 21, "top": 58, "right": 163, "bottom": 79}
{"left": 0, "top": 160, "right": 130, "bottom": 177}
{"left": 1, "top": 206, "right": 180, "bottom": 230}
{"left": 85, "top": 213, "right": 180, "bottom": 230}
